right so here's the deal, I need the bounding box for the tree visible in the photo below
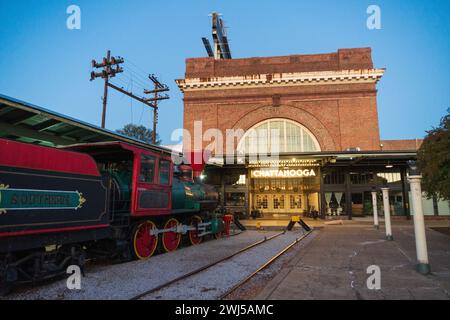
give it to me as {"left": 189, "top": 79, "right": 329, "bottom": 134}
{"left": 417, "top": 108, "right": 450, "bottom": 200}
{"left": 116, "top": 124, "right": 161, "bottom": 145}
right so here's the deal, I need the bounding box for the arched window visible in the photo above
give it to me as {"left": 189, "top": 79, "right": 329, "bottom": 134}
{"left": 237, "top": 119, "right": 320, "bottom": 154}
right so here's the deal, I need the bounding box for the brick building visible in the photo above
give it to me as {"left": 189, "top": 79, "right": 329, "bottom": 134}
{"left": 176, "top": 48, "right": 448, "bottom": 219}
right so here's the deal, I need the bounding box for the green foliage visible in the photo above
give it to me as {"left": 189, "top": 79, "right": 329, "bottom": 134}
{"left": 116, "top": 123, "right": 161, "bottom": 145}
{"left": 417, "top": 108, "right": 450, "bottom": 200}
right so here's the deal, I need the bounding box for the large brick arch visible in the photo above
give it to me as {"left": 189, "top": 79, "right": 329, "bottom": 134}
{"left": 231, "top": 104, "right": 337, "bottom": 151}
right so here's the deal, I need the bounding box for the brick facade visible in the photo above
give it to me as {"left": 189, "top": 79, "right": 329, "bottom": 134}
{"left": 381, "top": 139, "right": 423, "bottom": 151}
{"left": 177, "top": 48, "right": 397, "bottom": 153}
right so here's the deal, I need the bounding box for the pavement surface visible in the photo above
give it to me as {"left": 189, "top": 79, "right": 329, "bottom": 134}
{"left": 241, "top": 216, "right": 450, "bottom": 230}
{"left": 256, "top": 223, "right": 450, "bottom": 300}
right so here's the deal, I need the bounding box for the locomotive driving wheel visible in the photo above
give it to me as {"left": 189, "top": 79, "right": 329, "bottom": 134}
{"left": 188, "top": 215, "right": 203, "bottom": 245}
{"left": 161, "top": 218, "right": 181, "bottom": 252}
{"left": 132, "top": 220, "right": 158, "bottom": 260}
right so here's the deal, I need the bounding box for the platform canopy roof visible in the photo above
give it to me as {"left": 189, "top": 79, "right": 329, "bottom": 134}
{"left": 208, "top": 150, "right": 417, "bottom": 169}
{"left": 0, "top": 94, "right": 172, "bottom": 154}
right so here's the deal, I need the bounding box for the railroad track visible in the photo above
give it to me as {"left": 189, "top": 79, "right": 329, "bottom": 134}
{"left": 130, "top": 229, "right": 313, "bottom": 300}
{"left": 219, "top": 230, "right": 313, "bottom": 299}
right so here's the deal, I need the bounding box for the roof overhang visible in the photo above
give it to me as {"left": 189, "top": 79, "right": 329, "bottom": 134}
{"left": 0, "top": 94, "right": 174, "bottom": 156}
{"left": 206, "top": 150, "right": 417, "bottom": 168}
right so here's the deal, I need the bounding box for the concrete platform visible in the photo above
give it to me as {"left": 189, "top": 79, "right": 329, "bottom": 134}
{"left": 255, "top": 222, "right": 450, "bottom": 300}
{"left": 241, "top": 217, "right": 450, "bottom": 230}
{"left": 241, "top": 218, "right": 326, "bottom": 230}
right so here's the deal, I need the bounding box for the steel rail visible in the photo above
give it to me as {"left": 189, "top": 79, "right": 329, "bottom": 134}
{"left": 130, "top": 230, "right": 286, "bottom": 300}
{"left": 219, "top": 230, "right": 313, "bottom": 300}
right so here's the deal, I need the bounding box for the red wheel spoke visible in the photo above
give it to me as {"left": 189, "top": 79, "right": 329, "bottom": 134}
{"left": 133, "top": 221, "right": 158, "bottom": 259}
{"left": 162, "top": 218, "right": 181, "bottom": 252}
{"left": 188, "top": 215, "right": 203, "bottom": 245}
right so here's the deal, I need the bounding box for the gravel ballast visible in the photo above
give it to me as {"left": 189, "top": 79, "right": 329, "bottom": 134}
{"left": 3, "top": 230, "right": 281, "bottom": 300}
{"left": 139, "top": 229, "right": 309, "bottom": 300}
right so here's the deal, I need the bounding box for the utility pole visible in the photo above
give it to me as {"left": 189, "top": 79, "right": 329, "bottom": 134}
{"left": 90, "top": 50, "right": 124, "bottom": 128}
{"left": 90, "top": 52, "right": 169, "bottom": 144}
{"left": 144, "top": 74, "right": 169, "bottom": 144}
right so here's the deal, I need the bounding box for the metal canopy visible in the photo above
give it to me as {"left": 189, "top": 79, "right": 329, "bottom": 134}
{"left": 0, "top": 94, "right": 172, "bottom": 155}
{"left": 208, "top": 150, "right": 417, "bottom": 168}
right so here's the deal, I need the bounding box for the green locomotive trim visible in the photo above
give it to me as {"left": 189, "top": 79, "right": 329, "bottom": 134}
{"left": 0, "top": 184, "right": 86, "bottom": 214}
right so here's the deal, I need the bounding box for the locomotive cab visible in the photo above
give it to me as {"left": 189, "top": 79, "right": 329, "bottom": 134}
{"left": 66, "top": 141, "right": 173, "bottom": 218}
{"left": 66, "top": 142, "right": 134, "bottom": 216}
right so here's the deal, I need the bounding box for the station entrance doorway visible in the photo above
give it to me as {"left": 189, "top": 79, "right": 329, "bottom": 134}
{"left": 249, "top": 169, "right": 321, "bottom": 219}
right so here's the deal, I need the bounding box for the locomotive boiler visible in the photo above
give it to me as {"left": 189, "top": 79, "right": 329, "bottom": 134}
{"left": 0, "top": 138, "right": 223, "bottom": 293}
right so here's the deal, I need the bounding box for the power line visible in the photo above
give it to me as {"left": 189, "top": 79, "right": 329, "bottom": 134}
{"left": 126, "top": 58, "right": 154, "bottom": 77}
{"left": 90, "top": 51, "right": 170, "bottom": 144}
{"left": 119, "top": 71, "right": 149, "bottom": 90}
{"left": 138, "top": 102, "right": 146, "bottom": 125}
{"left": 118, "top": 57, "right": 155, "bottom": 84}
{"left": 124, "top": 64, "right": 151, "bottom": 83}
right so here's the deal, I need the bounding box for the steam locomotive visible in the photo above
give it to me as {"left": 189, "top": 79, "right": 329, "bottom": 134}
{"left": 0, "top": 138, "right": 223, "bottom": 293}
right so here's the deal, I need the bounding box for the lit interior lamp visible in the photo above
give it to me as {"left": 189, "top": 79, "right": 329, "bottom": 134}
{"left": 385, "top": 162, "right": 393, "bottom": 169}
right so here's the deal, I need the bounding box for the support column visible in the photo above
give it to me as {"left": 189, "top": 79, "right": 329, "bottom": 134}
{"left": 381, "top": 187, "right": 393, "bottom": 240}
{"left": 371, "top": 188, "right": 379, "bottom": 229}
{"left": 408, "top": 161, "right": 431, "bottom": 274}
{"left": 345, "top": 170, "right": 352, "bottom": 220}
{"left": 320, "top": 169, "right": 326, "bottom": 219}
{"left": 400, "top": 167, "right": 410, "bottom": 219}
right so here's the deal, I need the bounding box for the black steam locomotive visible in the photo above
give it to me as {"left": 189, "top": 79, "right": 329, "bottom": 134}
{"left": 0, "top": 138, "right": 223, "bottom": 293}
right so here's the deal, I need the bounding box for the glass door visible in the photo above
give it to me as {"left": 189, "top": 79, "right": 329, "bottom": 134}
{"left": 288, "top": 194, "right": 302, "bottom": 213}
{"left": 255, "top": 194, "right": 269, "bottom": 214}
{"left": 272, "top": 194, "right": 287, "bottom": 215}
{"left": 324, "top": 191, "right": 346, "bottom": 216}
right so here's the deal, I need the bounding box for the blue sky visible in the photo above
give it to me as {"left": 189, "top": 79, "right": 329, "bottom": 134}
{"left": 0, "top": 0, "right": 449, "bottom": 144}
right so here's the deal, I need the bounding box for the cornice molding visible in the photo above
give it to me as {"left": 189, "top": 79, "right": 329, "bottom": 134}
{"left": 176, "top": 69, "right": 385, "bottom": 92}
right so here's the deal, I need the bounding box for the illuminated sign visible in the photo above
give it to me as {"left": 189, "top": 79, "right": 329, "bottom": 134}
{"left": 248, "top": 159, "right": 320, "bottom": 168}
{"left": 251, "top": 169, "right": 316, "bottom": 178}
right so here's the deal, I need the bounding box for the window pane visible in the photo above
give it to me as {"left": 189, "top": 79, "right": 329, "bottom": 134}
{"left": 140, "top": 154, "right": 155, "bottom": 183}
{"left": 302, "top": 128, "right": 317, "bottom": 151}
{"left": 256, "top": 123, "right": 268, "bottom": 155}
{"left": 256, "top": 194, "right": 268, "bottom": 209}
{"left": 239, "top": 120, "right": 320, "bottom": 155}
{"left": 269, "top": 120, "right": 283, "bottom": 153}
{"left": 286, "top": 122, "right": 302, "bottom": 152}
{"left": 226, "top": 192, "right": 246, "bottom": 206}
{"left": 159, "top": 160, "right": 170, "bottom": 185}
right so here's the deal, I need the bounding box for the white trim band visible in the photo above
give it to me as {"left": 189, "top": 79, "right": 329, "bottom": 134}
{"left": 176, "top": 69, "right": 385, "bottom": 92}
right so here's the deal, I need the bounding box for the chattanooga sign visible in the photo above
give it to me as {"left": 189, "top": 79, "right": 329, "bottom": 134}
{"left": 251, "top": 168, "right": 316, "bottom": 178}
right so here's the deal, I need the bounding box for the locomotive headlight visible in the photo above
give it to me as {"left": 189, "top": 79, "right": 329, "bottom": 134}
{"left": 199, "top": 174, "right": 206, "bottom": 180}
